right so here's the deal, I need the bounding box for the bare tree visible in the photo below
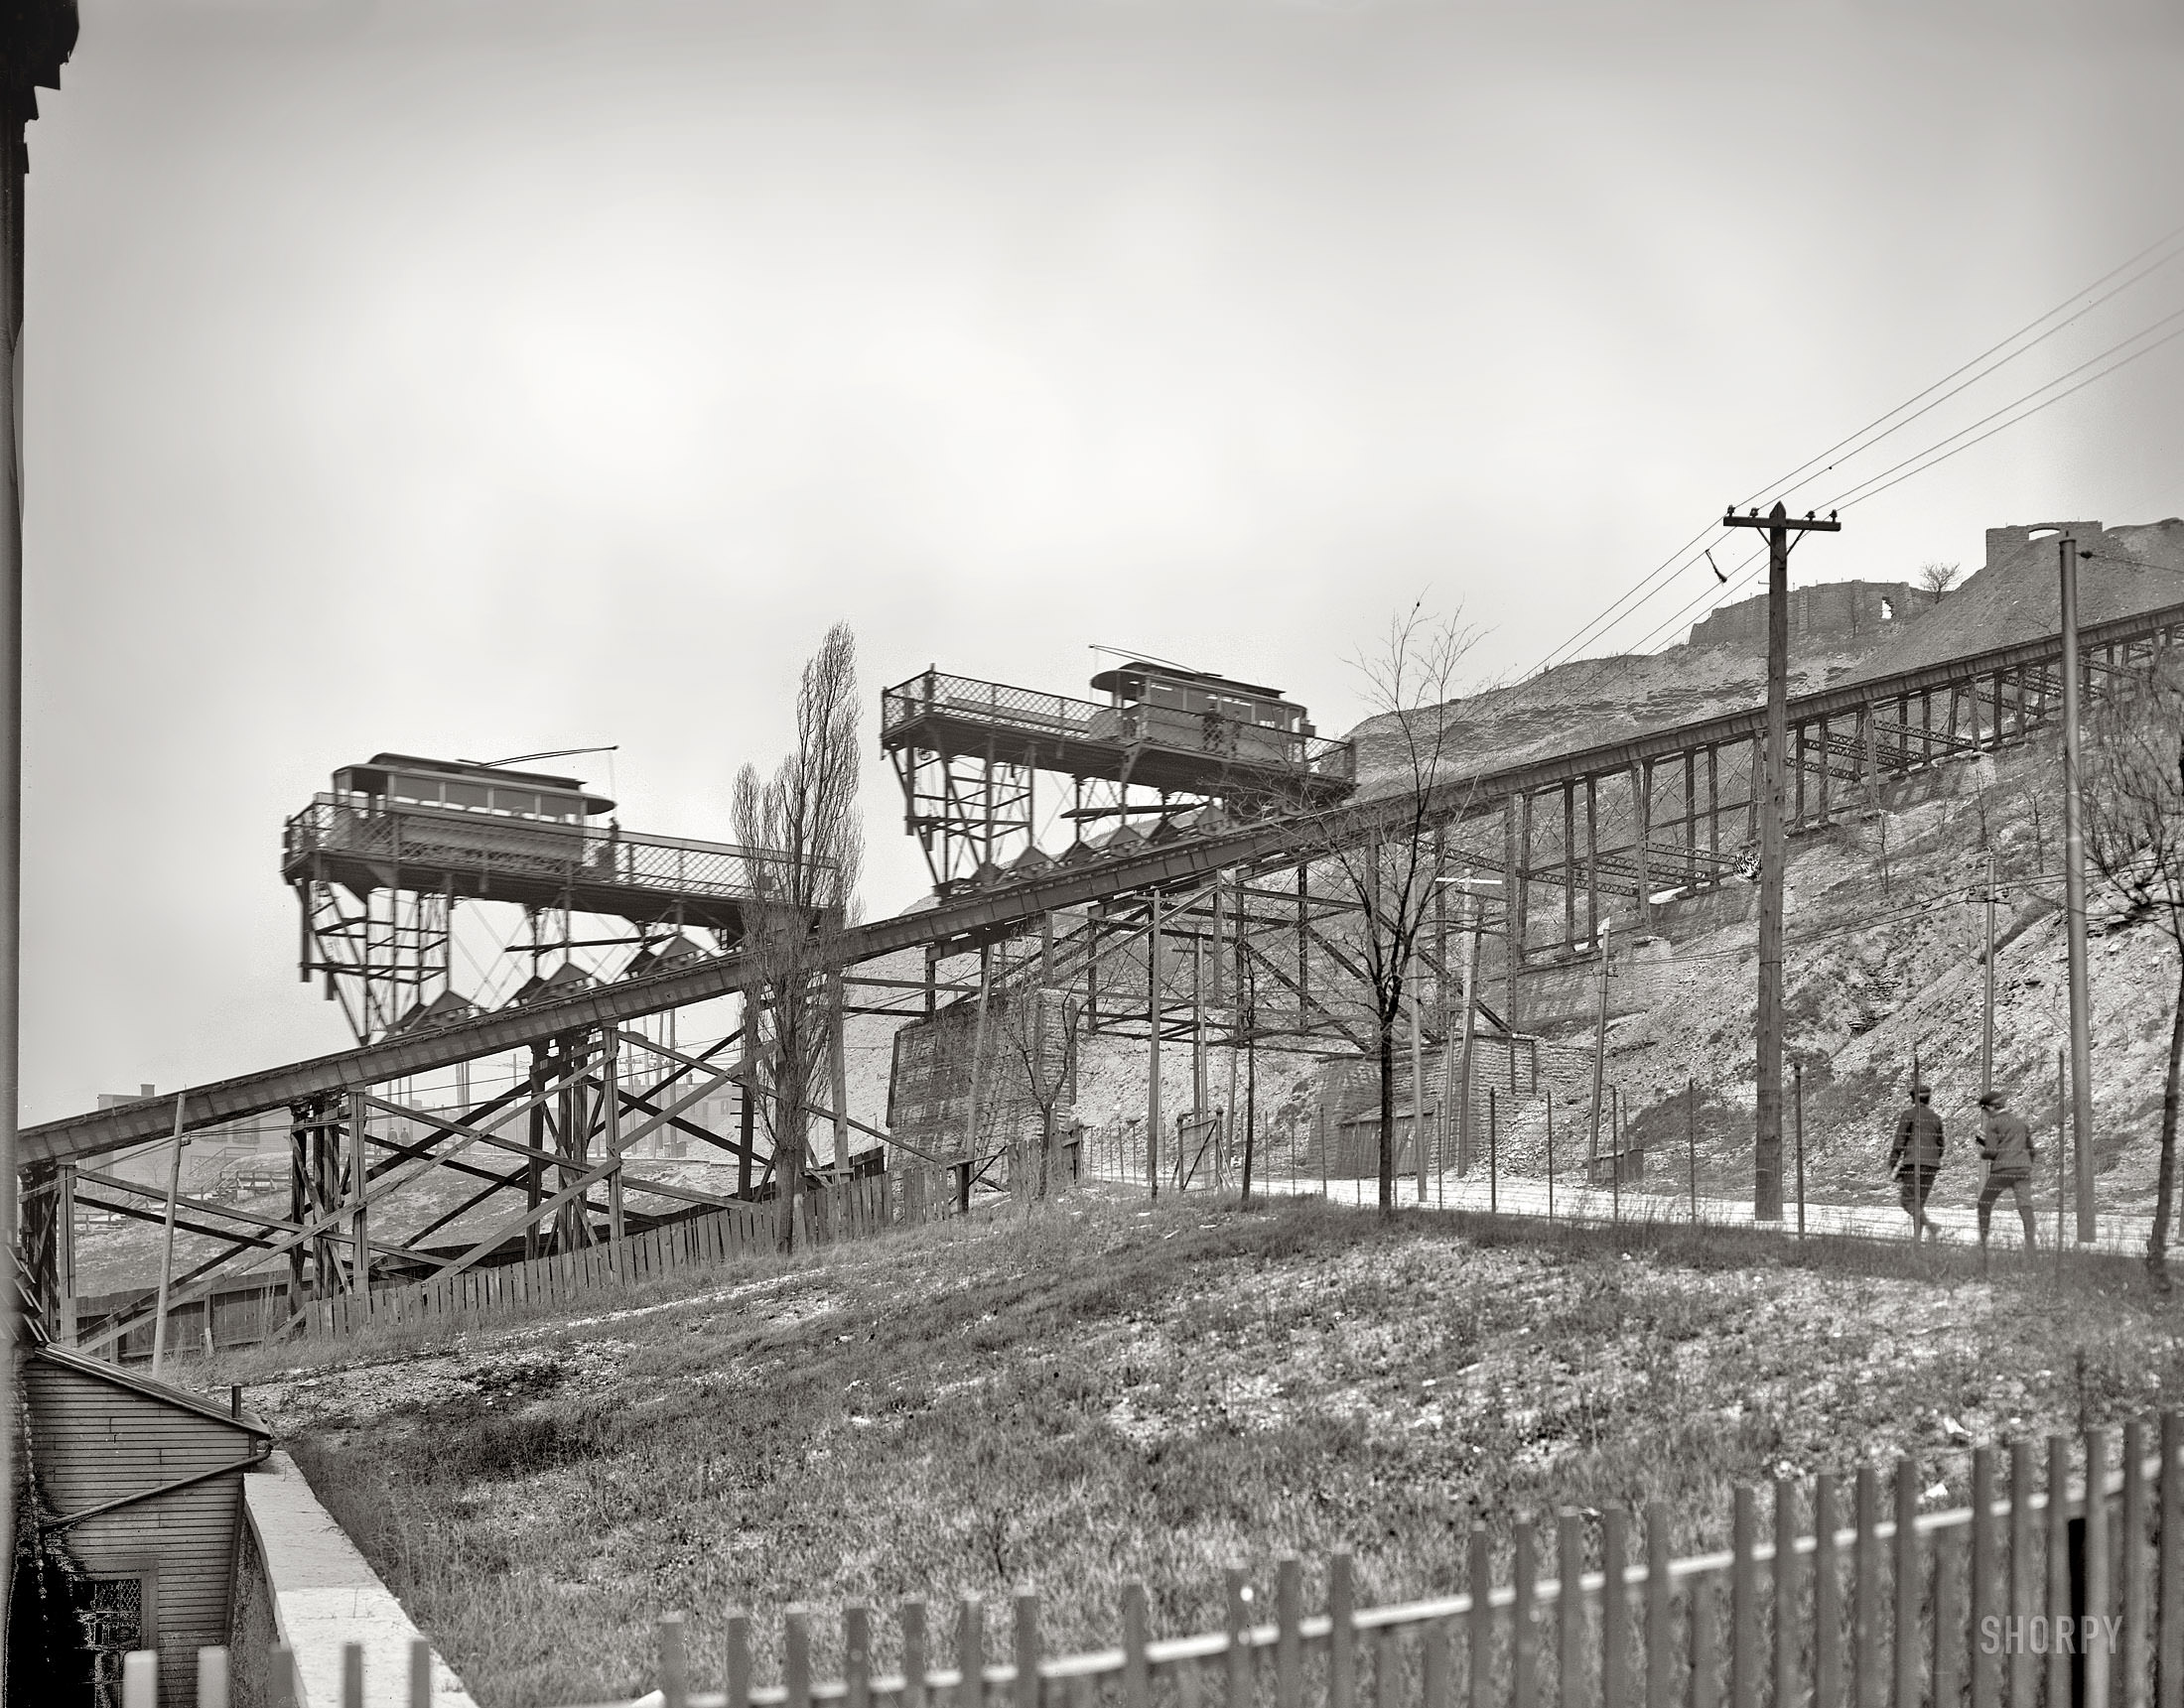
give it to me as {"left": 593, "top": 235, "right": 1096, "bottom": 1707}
{"left": 986, "top": 977, "right": 1081, "bottom": 1205}
{"left": 1917, "top": 561, "right": 1961, "bottom": 597}
{"left": 1298, "top": 603, "right": 1479, "bottom": 1214}
{"left": 734, "top": 621, "right": 864, "bottom": 1252}
{"left": 2081, "top": 643, "right": 2184, "bottom": 1287}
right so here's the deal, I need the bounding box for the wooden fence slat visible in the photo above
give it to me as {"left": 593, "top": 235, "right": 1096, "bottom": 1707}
{"left": 1374, "top": 1625, "right": 1398, "bottom": 1708}
{"left": 1226, "top": 1568, "right": 1252, "bottom": 1708}
{"left": 1815, "top": 1474, "right": 1842, "bottom": 1708}
{"left": 1329, "top": 1554, "right": 1355, "bottom": 1708}
{"left": 2050, "top": 1435, "right": 2074, "bottom": 1708}
{"left": 1690, "top": 1576, "right": 1718, "bottom": 1708}
{"left": 1123, "top": 1582, "right": 1150, "bottom": 1708}
{"left": 1602, "top": 1508, "right": 1629, "bottom": 1708}
{"left": 900, "top": 1601, "right": 927, "bottom": 1708}
{"left": 1855, "top": 1465, "right": 1880, "bottom": 1708}
{"left": 788, "top": 1608, "right": 812, "bottom": 1708}
{"left": 2091, "top": 1428, "right": 2114, "bottom": 1708}
{"left": 1424, "top": 1619, "right": 1450, "bottom": 1708}
{"left": 1971, "top": 1448, "right": 1997, "bottom": 1708}
{"left": 959, "top": 1596, "right": 984, "bottom": 1708}
{"left": 1645, "top": 1506, "right": 1673, "bottom": 1708}
{"left": 1015, "top": 1592, "right": 1039, "bottom": 1708}
{"left": 1729, "top": 1488, "right": 1755, "bottom": 1708}
{"left": 848, "top": 1603, "right": 872, "bottom": 1708}
{"left": 1470, "top": 1526, "right": 1494, "bottom": 1708}
{"left": 1513, "top": 1522, "right": 1537, "bottom": 1708}
{"left": 1277, "top": 1555, "right": 1301, "bottom": 1708}
{"left": 1559, "top": 1511, "right": 1586, "bottom": 1708}
{"left": 2162, "top": 1412, "right": 2183, "bottom": 1708}
{"left": 660, "top": 1613, "right": 688, "bottom": 1708}
{"left": 2010, "top": 1440, "right": 2037, "bottom": 1708}
{"left": 728, "top": 1613, "right": 751, "bottom": 1708}
{"left": 1771, "top": 1479, "right": 1795, "bottom": 1708}
{"left": 1893, "top": 1458, "right": 1920, "bottom": 1708}
{"left": 2126, "top": 1419, "right": 2150, "bottom": 1708}
{"left": 1933, "top": 1528, "right": 1963, "bottom": 1708}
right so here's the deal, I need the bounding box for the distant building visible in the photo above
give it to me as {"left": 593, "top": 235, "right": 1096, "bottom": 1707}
{"left": 1686, "top": 579, "right": 1939, "bottom": 650}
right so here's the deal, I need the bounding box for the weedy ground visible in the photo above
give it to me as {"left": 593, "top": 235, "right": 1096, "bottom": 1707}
{"left": 208, "top": 1188, "right": 2184, "bottom": 1708}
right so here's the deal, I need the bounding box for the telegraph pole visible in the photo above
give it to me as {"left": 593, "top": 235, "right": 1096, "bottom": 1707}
{"left": 3, "top": 10, "right": 80, "bottom": 1692}
{"left": 1981, "top": 852, "right": 1997, "bottom": 1102}
{"left": 2058, "top": 534, "right": 2096, "bottom": 1242}
{"left": 1722, "top": 501, "right": 1842, "bottom": 1222}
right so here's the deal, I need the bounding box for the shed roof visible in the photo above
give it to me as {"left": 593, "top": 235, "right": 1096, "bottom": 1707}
{"left": 30, "top": 1343, "right": 274, "bottom": 1439}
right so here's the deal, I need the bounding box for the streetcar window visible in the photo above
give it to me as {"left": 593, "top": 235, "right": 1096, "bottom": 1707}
{"left": 443, "top": 781, "right": 490, "bottom": 810}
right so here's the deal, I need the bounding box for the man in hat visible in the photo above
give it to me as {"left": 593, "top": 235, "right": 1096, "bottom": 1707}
{"left": 1976, "top": 1088, "right": 2039, "bottom": 1257}
{"left": 1889, "top": 1083, "right": 1946, "bottom": 1241}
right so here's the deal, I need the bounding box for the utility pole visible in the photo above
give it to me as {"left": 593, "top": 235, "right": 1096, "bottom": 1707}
{"left": 1722, "top": 501, "right": 1842, "bottom": 1221}
{"left": 3, "top": 17, "right": 78, "bottom": 1688}
{"left": 1436, "top": 870, "right": 1500, "bottom": 1178}
{"left": 2058, "top": 534, "right": 2097, "bottom": 1243}
{"left": 1981, "top": 852, "right": 1997, "bottom": 1102}
{"left": 1589, "top": 916, "right": 1612, "bottom": 1172}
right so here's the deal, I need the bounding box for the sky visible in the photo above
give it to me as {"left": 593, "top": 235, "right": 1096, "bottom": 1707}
{"left": 15, "top": 0, "right": 2184, "bottom": 1123}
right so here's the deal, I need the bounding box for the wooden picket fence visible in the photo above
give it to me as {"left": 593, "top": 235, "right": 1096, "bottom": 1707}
{"left": 121, "top": 1411, "right": 2184, "bottom": 1708}
{"left": 307, "top": 1170, "right": 926, "bottom": 1337}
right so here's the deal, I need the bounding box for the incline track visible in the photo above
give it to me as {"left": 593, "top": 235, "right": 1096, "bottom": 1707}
{"left": 23, "top": 595, "right": 2184, "bottom": 1176}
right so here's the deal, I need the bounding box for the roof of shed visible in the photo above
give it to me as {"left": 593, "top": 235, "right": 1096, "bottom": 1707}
{"left": 30, "top": 1343, "right": 274, "bottom": 1438}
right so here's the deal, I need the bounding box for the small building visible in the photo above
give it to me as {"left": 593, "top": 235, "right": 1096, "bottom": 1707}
{"left": 23, "top": 1343, "right": 272, "bottom": 1705}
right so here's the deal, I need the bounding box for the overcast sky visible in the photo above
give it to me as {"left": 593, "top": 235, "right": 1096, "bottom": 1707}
{"left": 16, "top": 0, "right": 2184, "bottom": 1122}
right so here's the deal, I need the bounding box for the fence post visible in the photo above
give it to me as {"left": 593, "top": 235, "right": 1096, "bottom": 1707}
{"left": 343, "top": 1640, "right": 364, "bottom": 1708}
{"left": 959, "top": 1596, "right": 985, "bottom": 1708}
{"left": 199, "top": 1646, "right": 230, "bottom": 1708}
{"left": 728, "top": 1613, "right": 752, "bottom": 1708}
{"left": 270, "top": 1642, "right": 297, "bottom": 1708}
{"left": 2124, "top": 1419, "right": 2149, "bottom": 1708}
{"left": 1645, "top": 1506, "right": 1672, "bottom": 1708}
{"left": 899, "top": 1602, "right": 927, "bottom": 1708}
{"left": 1601, "top": 1507, "right": 1628, "bottom": 1708}
{"left": 1854, "top": 1466, "right": 1879, "bottom": 1708}
{"left": 1690, "top": 1575, "right": 1720, "bottom": 1708}
{"left": 1227, "top": 1567, "right": 1254, "bottom": 1708}
{"left": 2161, "top": 1412, "right": 2183, "bottom": 1708}
{"left": 409, "top": 1637, "right": 431, "bottom": 1708}
{"left": 1469, "top": 1527, "right": 1494, "bottom": 1708}
{"left": 1772, "top": 1478, "right": 1797, "bottom": 1708}
{"left": 1972, "top": 1447, "right": 1997, "bottom": 1708}
{"left": 1815, "top": 1473, "right": 1842, "bottom": 1708}
{"left": 788, "top": 1608, "right": 814, "bottom": 1708}
{"left": 1894, "top": 1458, "right": 1921, "bottom": 1708}
{"left": 123, "top": 1652, "right": 159, "bottom": 1708}
{"left": 1423, "top": 1617, "right": 1451, "bottom": 1708}
{"left": 658, "top": 1615, "right": 688, "bottom": 1708}
{"left": 1512, "top": 1520, "right": 1539, "bottom": 1708}
{"left": 1729, "top": 1487, "right": 1756, "bottom": 1708}
{"left": 1278, "top": 1555, "right": 1302, "bottom": 1708}
{"left": 848, "top": 1603, "right": 874, "bottom": 1708}
{"left": 1015, "top": 1591, "right": 1040, "bottom": 1708}
{"left": 2087, "top": 1429, "right": 2113, "bottom": 1708}
{"left": 2013, "top": 1440, "right": 2038, "bottom": 1708}
{"left": 2051, "top": 1436, "right": 2075, "bottom": 1708}
{"left": 1124, "top": 1582, "right": 1151, "bottom": 1708}
{"left": 1559, "top": 1510, "right": 1585, "bottom": 1708}
{"left": 1934, "top": 1525, "right": 1965, "bottom": 1708}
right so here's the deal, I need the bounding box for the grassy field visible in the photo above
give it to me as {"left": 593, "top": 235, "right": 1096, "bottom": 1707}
{"left": 217, "top": 1189, "right": 2184, "bottom": 1708}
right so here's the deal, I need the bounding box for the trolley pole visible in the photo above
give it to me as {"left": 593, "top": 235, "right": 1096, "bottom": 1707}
{"left": 1722, "top": 501, "right": 1842, "bottom": 1222}
{"left": 2058, "top": 535, "right": 2097, "bottom": 1243}
{"left": 2, "top": 20, "right": 79, "bottom": 1690}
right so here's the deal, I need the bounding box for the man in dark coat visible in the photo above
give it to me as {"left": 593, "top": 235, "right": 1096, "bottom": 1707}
{"left": 1889, "top": 1083, "right": 1945, "bottom": 1242}
{"left": 1976, "top": 1089, "right": 2039, "bottom": 1256}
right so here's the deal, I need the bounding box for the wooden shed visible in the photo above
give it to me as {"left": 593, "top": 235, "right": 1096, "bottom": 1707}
{"left": 24, "top": 1344, "right": 271, "bottom": 1706}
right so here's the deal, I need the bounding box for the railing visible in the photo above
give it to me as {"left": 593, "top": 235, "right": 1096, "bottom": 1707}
{"left": 148, "top": 1410, "right": 2184, "bottom": 1708}
{"left": 282, "top": 794, "right": 830, "bottom": 902}
{"left": 883, "top": 671, "right": 1356, "bottom": 782}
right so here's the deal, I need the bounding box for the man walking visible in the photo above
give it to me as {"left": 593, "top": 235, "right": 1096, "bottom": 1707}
{"left": 1976, "top": 1088, "right": 2039, "bottom": 1259}
{"left": 1889, "top": 1083, "right": 1945, "bottom": 1242}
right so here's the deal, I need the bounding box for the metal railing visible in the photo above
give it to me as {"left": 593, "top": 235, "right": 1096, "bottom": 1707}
{"left": 883, "top": 671, "right": 1356, "bottom": 781}
{"left": 282, "top": 795, "right": 829, "bottom": 902}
